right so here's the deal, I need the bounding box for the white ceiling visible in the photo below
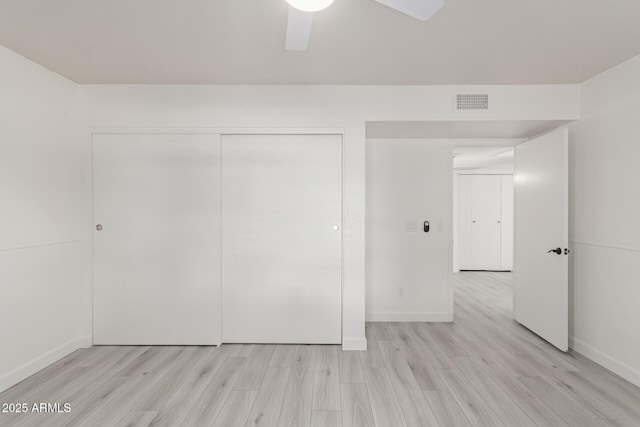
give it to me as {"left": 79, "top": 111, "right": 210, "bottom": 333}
{"left": 1, "top": 0, "right": 640, "bottom": 84}
{"left": 453, "top": 146, "right": 514, "bottom": 171}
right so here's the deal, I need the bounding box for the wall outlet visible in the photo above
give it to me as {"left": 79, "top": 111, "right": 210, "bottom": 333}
{"left": 397, "top": 287, "right": 405, "bottom": 297}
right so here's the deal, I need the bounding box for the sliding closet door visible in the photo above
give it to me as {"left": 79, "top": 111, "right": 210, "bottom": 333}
{"left": 222, "top": 134, "right": 342, "bottom": 344}
{"left": 93, "top": 134, "right": 221, "bottom": 345}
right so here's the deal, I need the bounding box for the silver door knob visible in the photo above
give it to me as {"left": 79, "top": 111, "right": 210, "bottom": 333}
{"left": 96, "top": 224, "right": 103, "bottom": 231}
{"left": 332, "top": 225, "right": 340, "bottom": 231}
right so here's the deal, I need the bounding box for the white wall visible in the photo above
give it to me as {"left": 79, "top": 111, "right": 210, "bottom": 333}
{"left": 0, "top": 46, "right": 86, "bottom": 393}
{"left": 366, "top": 139, "right": 452, "bottom": 321}
{"left": 80, "top": 84, "right": 579, "bottom": 349}
{"left": 569, "top": 54, "right": 640, "bottom": 387}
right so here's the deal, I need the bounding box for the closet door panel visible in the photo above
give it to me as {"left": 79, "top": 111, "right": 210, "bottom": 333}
{"left": 470, "top": 175, "right": 502, "bottom": 270}
{"left": 221, "top": 134, "right": 342, "bottom": 344}
{"left": 93, "top": 134, "right": 221, "bottom": 345}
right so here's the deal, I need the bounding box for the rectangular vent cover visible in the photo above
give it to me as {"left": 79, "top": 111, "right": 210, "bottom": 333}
{"left": 456, "top": 94, "right": 489, "bottom": 111}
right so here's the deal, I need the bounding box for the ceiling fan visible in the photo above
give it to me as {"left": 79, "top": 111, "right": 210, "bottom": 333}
{"left": 285, "top": 0, "right": 445, "bottom": 51}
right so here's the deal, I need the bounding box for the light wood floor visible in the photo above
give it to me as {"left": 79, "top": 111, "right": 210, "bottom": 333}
{"left": 1, "top": 272, "right": 640, "bottom": 426}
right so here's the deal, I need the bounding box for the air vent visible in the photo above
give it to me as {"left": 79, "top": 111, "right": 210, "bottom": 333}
{"left": 455, "top": 94, "right": 489, "bottom": 111}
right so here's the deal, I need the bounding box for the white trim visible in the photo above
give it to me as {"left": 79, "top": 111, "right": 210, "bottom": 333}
{"left": 451, "top": 138, "right": 525, "bottom": 147}
{"left": 447, "top": 142, "right": 455, "bottom": 319}
{"left": 453, "top": 170, "right": 459, "bottom": 273}
{"left": 78, "top": 336, "right": 93, "bottom": 348}
{"left": 342, "top": 337, "right": 367, "bottom": 351}
{"left": 513, "top": 145, "right": 520, "bottom": 320}
{"left": 366, "top": 312, "right": 452, "bottom": 322}
{"left": 525, "top": 122, "right": 575, "bottom": 142}
{"left": 455, "top": 170, "right": 515, "bottom": 175}
{"left": 0, "top": 336, "right": 91, "bottom": 393}
{"left": 570, "top": 337, "right": 640, "bottom": 389}
{"left": 0, "top": 240, "right": 82, "bottom": 253}
{"left": 571, "top": 240, "right": 640, "bottom": 254}
{"left": 89, "top": 126, "right": 345, "bottom": 136}
{"left": 339, "top": 134, "right": 347, "bottom": 347}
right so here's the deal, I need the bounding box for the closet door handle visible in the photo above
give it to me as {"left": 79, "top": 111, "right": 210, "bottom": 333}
{"left": 547, "top": 247, "right": 562, "bottom": 255}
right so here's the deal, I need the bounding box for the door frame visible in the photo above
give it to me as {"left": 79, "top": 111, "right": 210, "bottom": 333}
{"left": 88, "top": 127, "right": 345, "bottom": 345}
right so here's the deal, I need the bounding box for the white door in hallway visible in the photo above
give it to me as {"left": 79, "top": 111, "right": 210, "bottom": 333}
{"left": 93, "top": 134, "right": 221, "bottom": 345}
{"left": 514, "top": 128, "right": 569, "bottom": 351}
{"left": 470, "top": 175, "right": 503, "bottom": 270}
{"left": 221, "top": 134, "right": 342, "bottom": 344}
{"left": 458, "top": 174, "right": 513, "bottom": 271}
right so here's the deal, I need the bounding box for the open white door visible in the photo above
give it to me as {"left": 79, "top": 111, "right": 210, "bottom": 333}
{"left": 514, "top": 128, "right": 569, "bottom": 351}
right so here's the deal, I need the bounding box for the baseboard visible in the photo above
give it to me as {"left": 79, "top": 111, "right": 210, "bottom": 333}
{"left": 342, "top": 337, "right": 367, "bottom": 351}
{"left": 77, "top": 335, "right": 92, "bottom": 348}
{"left": 0, "top": 335, "right": 91, "bottom": 393}
{"left": 570, "top": 337, "right": 640, "bottom": 388}
{"left": 366, "top": 311, "right": 453, "bottom": 322}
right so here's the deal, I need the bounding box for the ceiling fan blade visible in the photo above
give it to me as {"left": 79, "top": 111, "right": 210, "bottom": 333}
{"left": 373, "top": 0, "right": 444, "bottom": 21}
{"left": 285, "top": 7, "right": 314, "bottom": 51}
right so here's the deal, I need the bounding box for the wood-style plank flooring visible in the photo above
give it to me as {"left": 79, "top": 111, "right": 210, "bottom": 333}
{"left": 1, "top": 272, "right": 640, "bottom": 426}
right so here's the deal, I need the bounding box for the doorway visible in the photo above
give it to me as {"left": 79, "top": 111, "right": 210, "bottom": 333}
{"left": 364, "top": 120, "right": 570, "bottom": 350}
{"left": 453, "top": 146, "right": 515, "bottom": 272}
{"left": 451, "top": 129, "right": 570, "bottom": 353}
{"left": 452, "top": 145, "right": 516, "bottom": 318}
